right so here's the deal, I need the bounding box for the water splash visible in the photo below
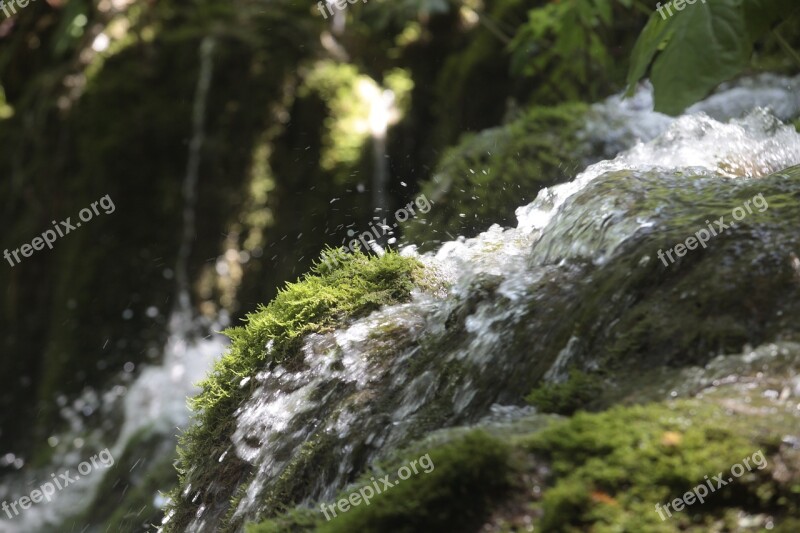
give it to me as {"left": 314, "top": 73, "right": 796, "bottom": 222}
{"left": 204, "top": 80, "right": 800, "bottom": 529}
{"left": 584, "top": 73, "right": 800, "bottom": 159}
{"left": 515, "top": 109, "right": 800, "bottom": 263}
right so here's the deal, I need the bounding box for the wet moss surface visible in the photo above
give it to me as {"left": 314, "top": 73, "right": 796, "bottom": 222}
{"left": 523, "top": 400, "right": 796, "bottom": 531}
{"left": 165, "top": 250, "right": 424, "bottom": 531}
{"left": 247, "top": 431, "right": 515, "bottom": 533}
{"left": 525, "top": 370, "right": 606, "bottom": 415}
{"left": 245, "top": 361, "right": 800, "bottom": 532}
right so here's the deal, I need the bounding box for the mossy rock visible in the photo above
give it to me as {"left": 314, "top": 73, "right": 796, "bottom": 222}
{"left": 165, "top": 250, "right": 425, "bottom": 532}
{"left": 403, "top": 102, "right": 591, "bottom": 248}
{"left": 246, "top": 362, "right": 800, "bottom": 532}
{"left": 170, "top": 164, "right": 800, "bottom": 532}
{"left": 515, "top": 356, "right": 800, "bottom": 531}
{"left": 512, "top": 164, "right": 800, "bottom": 384}
{"left": 246, "top": 431, "right": 515, "bottom": 533}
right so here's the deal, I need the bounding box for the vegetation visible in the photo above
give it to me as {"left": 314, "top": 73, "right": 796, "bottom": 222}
{"left": 4, "top": 0, "right": 800, "bottom": 531}
{"left": 627, "top": 0, "right": 800, "bottom": 114}
{"left": 242, "top": 382, "right": 800, "bottom": 532}
{"left": 247, "top": 431, "right": 514, "bottom": 533}
{"left": 525, "top": 370, "right": 605, "bottom": 415}
{"left": 172, "top": 150, "right": 800, "bottom": 533}
{"left": 511, "top": 0, "right": 650, "bottom": 103}
{"left": 525, "top": 399, "right": 798, "bottom": 531}
{"left": 166, "top": 250, "right": 425, "bottom": 530}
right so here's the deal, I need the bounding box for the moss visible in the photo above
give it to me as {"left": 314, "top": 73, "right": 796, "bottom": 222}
{"left": 403, "top": 102, "right": 590, "bottom": 248}
{"left": 525, "top": 370, "right": 605, "bottom": 415}
{"left": 523, "top": 400, "right": 795, "bottom": 531}
{"left": 241, "top": 369, "right": 800, "bottom": 532}
{"left": 246, "top": 507, "right": 321, "bottom": 533}
{"left": 247, "top": 431, "right": 515, "bottom": 533}
{"left": 166, "top": 250, "right": 425, "bottom": 531}
{"left": 240, "top": 430, "right": 340, "bottom": 526}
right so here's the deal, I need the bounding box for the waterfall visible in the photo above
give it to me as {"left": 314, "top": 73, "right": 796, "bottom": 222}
{"left": 175, "top": 36, "right": 216, "bottom": 318}
{"left": 369, "top": 89, "right": 394, "bottom": 222}
{"left": 4, "top": 67, "right": 800, "bottom": 532}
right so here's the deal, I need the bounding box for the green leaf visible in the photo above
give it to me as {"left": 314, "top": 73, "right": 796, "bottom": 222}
{"left": 594, "top": 0, "right": 614, "bottom": 27}
{"left": 626, "top": 0, "right": 800, "bottom": 115}
{"left": 650, "top": 0, "right": 751, "bottom": 115}
{"left": 625, "top": 11, "right": 675, "bottom": 96}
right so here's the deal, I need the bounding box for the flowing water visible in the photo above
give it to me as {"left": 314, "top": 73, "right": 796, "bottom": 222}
{"left": 4, "top": 73, "right": 800, "bottom": 532}
{"left": 184, "top": 77, "right": 800, "bottom": 530}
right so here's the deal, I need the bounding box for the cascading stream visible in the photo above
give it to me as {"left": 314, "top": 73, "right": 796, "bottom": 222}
{"left": 3, "top": 72, "right": 798, "bottom": 533}
{"left": 186, "top": 78, "right": 800, "bottom": 529}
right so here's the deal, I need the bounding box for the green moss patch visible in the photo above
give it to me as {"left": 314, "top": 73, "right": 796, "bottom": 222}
{"left": 525, "top": 370, "right": 605, "bottom": 415}
{"left": 247, "top": 431, "right": 514, "bottom": 533}
{"left": 165, "top": 250, "right": 425, "bottom": 531}
{"left": 523, "top": 400, "right": 797, "bottom": 531}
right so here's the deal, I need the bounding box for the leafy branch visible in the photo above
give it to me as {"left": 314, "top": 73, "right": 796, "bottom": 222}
{"left": 626, "top": 0, "right": 800, "bottom": 115}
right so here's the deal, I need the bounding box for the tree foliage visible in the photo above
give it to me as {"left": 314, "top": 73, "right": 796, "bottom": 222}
{"left": 626, "top": 0, "right": 800, "bottom": 115}
{"left": 510, "top": 0, "right": 648, "bottom": 102}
